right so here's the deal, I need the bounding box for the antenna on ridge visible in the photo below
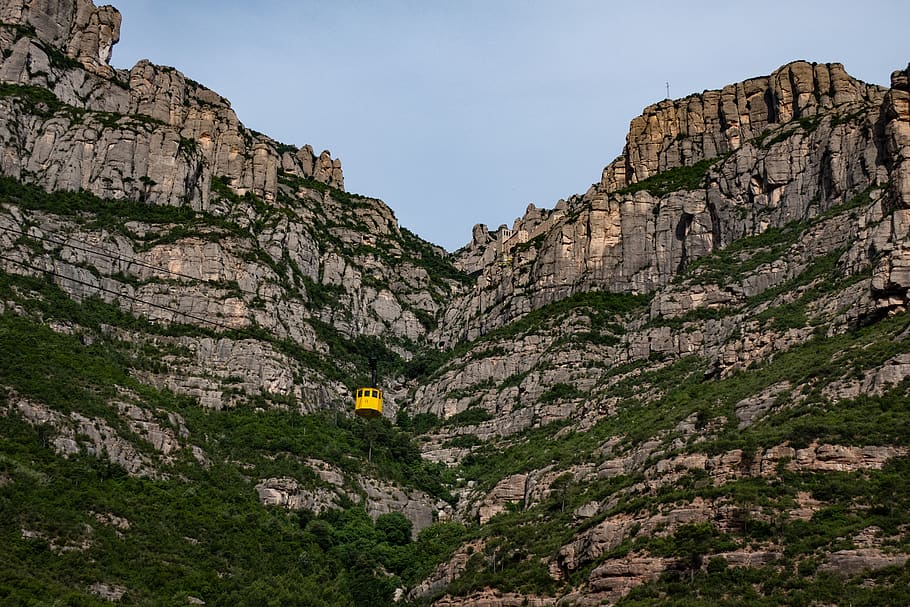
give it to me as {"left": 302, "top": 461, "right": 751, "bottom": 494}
{"left": 666, "top": 81, "right": 670, "bottom": 99}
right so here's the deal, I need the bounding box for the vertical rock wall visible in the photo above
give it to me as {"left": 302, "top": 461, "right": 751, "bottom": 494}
{"left": 0, "top": 0, "right": 120, "bottom": 76}
{"left": 0, "top": 0, "right": 343, "bottom": 212}
{"left": 442, "top": 62, "right": 897, "bottom": 347}
{"left": 600, "top": 61, "right": 883, "bottom": 191}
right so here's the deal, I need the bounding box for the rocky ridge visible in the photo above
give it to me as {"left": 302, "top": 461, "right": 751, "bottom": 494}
{"left": 446, "top": 61, "right": 900, "bottom": 347}
{"left": 0, "top": 0, "right": 344, "bottom": 206}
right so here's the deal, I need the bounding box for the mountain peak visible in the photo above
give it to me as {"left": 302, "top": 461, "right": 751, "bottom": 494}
{"left": 600, "top": 60, "right": 885, "bottom": 193}
{"left": 1, "top": 0, "right": 121, "bottom": 76}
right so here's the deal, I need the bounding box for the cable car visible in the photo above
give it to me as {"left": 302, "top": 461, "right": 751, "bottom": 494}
{"left": 355, "top": 357, "right": 383, "bottom": 418}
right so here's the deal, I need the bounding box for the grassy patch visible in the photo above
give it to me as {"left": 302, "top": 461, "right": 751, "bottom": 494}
{"left": 0, "top": 176, "right": 198, "bottom": 226}
{"left": 683, "top": 220, "right": 806, "bottom": 285}
{"left": 618, "top": 157, "right": 723, "bottom": 198}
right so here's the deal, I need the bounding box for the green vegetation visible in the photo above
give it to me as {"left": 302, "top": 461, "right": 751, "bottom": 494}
{"left": 484, "top": 290, "right": 648, "bottom": 344}
{"left": 445, "top": 406, "right": 493, "bottom": 427}
{"left": 753, "top": 112, "right": 825, "bottom": 150}
{"left": 0, "top": 21, "right": 38, "bottom": 40}
{"left": 618, "top": 461, "right": 910, "bottom": 606}
{"left": 682, "top": 185, "right": 879, "bottom": 287}
{"left": 0, "top": 292, "right": 449, "bottom": 494}
{"left": 685, "top": 220, "right": 806, "bottom": 283}
{"left": 0, "top": 176, "right": 197, "bottom": 226}
{"left": 403, "top": 290, "right": 648, "bottom": 383}
{"left": 538, "top": 382, "right": 586, "bottom": 404}
{"left": 399, "top": 227, "right": 473, "bottom": 288}
{"left": 0, "top": 84, "right": 164, "bottom": 128}
{"left": 395, "top": 410, "right": 441, "bottom": 435}
{"left": 277, "top": 172, "right": 372, "bottom": 210}
{"left": 456, "top": 299, "right": 910, "bottom": 504}
{"left": 511, "top": 232, "right": 547, "bottom": 255}
{"left": 0, "top": 295, "right": 466, "bottom": 605}
{"left": 0, "top": 412, "right": 468, "bottom": 606}
{"left": 618, "top": 156, "right": 724, "bottom": 198}
{"left": 0, "top": 83, "right": 62, "bottom": 115}
{"left": 621, "top": 560, "right": 910, "bottom": 607}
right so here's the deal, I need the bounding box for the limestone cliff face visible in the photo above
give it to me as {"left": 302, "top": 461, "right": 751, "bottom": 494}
{"left": 402, "top": 64, "right": 910, "bottom": 607}
{"left": 0, "top": 0, "right": 121, "bottom": 76}
{"left": 0, "top": 0, "right": 343, "bottom": 212}
{"left": 600, "top": 61, "right": 882, "bottom": 191}
{"left": 417, "top": 61, "right": 910, "bottom": 433}
{"left": 444, "top": 61, "right": 902, "bottom": 347}
{"left": 873, "top": 65, "right": 910, "bottom": 299}
{"left": 0, "top": 0, "right": 467, "bottom": 414}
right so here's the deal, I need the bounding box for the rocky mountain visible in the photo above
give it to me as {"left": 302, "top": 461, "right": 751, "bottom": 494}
{"left": 1, "top": 1, "right": 909, "bottom": 606}
{"left": 444, "top": 61, "right": 904, "bottom": 346}
{"left": 0, "top": 0, "right": 472, "bottom": 410}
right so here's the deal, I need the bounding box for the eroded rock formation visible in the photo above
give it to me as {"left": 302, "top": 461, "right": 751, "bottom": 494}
{"left": 441, "top": 61, "right": 907, "bottom": 349}
{"left": 0, "top": 0, "right": 343, "bottom": 211}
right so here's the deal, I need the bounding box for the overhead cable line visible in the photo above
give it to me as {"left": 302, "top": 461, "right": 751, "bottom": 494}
{"left": 0, "top": 252, "right": 243, "bottom": 333}
{"left": 0, "top": 224, "right": 271, "bottom": 295}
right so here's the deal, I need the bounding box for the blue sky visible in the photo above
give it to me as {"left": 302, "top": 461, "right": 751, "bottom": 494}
{"left": 112, "top": 1, "right": 908, "bottom": 251}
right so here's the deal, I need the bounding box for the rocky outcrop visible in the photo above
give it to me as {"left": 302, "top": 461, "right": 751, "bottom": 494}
{"left": 408, "top": 540, "right": 485, "bottom": 601}
{"left": 4, "top": 392, "right": 184, "bottom": 476}
{"left": 819, "top": 549, "right": 909, "bottom": 576}
{"left": 881, "top": 64, "right": 910, "bottom": 211}
{"left": 475, "top": 473, "right": 528, "bottom": 524}
{"left": 0, "top": 0, "right": 121, "bottom": 76}
{"left": 432, "top": 590, "right": 556, "bottom": 607}
{"left": 600, "top": 61, "right": 882, "bottom": 190}
{"left": 822, "top": 353, "right": 910, "bottom": 402}
{"left": 558, "top": 556, "right": 668, "bottom": 607}
{"left": 88, "top": 582, "right": 127, "bottom": 602}
{"left": 255, "top": 476, "right": 342, "bottom": 515}
{"left": 0, "top": 0, "right": 343, "bottom": 214}
{"left": 255, "top": 458, "right": 450, "bottom": 536}
{"left": 869, "top": 64, "right": 910, "bottom": 311}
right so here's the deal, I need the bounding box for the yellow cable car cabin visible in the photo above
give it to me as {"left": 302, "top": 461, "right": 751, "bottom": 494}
{"left": 354, "top": 356, "right": 383, "bottom": 418}
{"left": 355, "top": 387, "right": 383, "bottom": 418}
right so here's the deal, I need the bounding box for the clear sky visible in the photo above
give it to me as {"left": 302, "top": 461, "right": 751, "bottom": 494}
{"left": 110, "top": 1, "right": 908, "bottom": 251}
